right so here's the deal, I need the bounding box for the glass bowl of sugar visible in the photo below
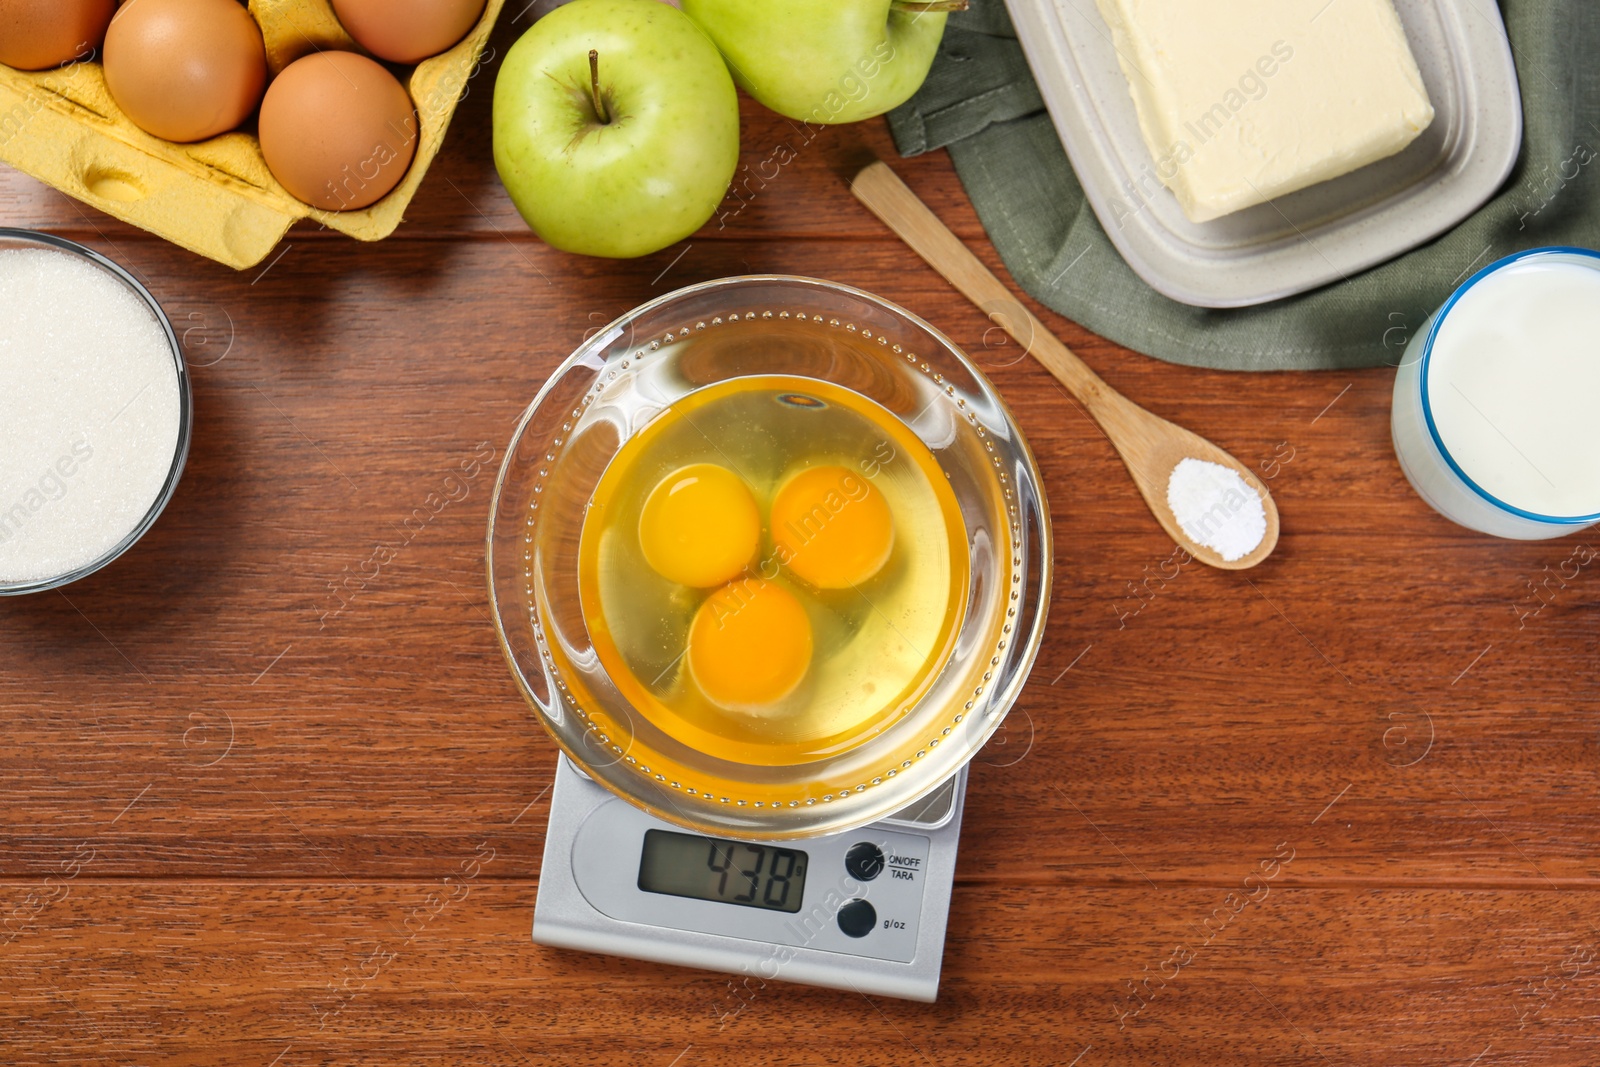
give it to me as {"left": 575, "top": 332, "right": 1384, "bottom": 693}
{"left": 1391, "top": 247, "right": 1600, "bottom": 540}
{"left": 0, "top": 230, "right": 191, "bottom": 594}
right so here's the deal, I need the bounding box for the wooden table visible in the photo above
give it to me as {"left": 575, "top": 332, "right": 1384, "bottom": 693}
{"left": 3, "top": 14, "right": 1598, "bottom": 1067}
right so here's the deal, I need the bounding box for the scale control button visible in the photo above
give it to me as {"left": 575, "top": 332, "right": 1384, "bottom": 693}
{"left": 844, "top": 842, "right": 885, "bottom": 882}
{"left": 837, "top": 899, "right": 876, "bottom": 938}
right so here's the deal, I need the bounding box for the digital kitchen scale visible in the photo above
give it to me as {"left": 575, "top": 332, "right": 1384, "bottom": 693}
{"left": 533, "top": 755, "right": 967, "bottom": 1002}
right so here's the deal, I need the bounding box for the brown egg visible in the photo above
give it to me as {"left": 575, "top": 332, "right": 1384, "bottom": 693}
{"left": 103, "top": 0, "right": 267, "bottom": 143}
{"left": 0, "top": 0, "right": 116, "bottom": 70}
{"left": 330, "top": 0, "right": 485, "bottom": 64}
{"left": 257, "top": 51, "right": 418, "bottom": 211}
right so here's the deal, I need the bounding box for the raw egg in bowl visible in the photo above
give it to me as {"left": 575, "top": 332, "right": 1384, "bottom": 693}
{"left": 488, "top": 277, "right": 1051, "bottom": 840}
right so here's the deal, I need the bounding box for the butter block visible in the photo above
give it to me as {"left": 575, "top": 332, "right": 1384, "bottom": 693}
{"left": 1095, "top": 0, "right": 1435, "bottom": 223}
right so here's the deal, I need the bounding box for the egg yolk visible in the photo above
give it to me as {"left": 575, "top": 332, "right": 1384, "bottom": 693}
{"left": 688, "top": 579, "right": 813, "bottom": 710}
{"left": 638, "top": 464, "right": 760, "bottom": 587}
{"left": 770, "top": 465, "right": 895, "bottom": 589}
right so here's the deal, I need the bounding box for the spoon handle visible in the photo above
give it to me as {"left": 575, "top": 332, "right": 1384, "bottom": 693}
{"left": 850, "top": 161, "right": 1124, "bottom": 420}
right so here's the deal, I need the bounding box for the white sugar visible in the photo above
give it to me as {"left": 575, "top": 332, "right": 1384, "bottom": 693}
{"left": 0, "top": 247, "right": 182, "bottom": 585}
{"left": 1166, "top": 457, "right": 1266, "bottom": 563}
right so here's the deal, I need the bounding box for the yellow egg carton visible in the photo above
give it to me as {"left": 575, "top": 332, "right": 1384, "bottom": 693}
{"left": 0, "top": 0, "right": 504, "bottom": 269}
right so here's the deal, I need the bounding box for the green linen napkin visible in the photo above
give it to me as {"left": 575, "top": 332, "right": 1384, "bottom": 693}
{"left": 887, "top": 1, "right": 1598, "bottom": 371}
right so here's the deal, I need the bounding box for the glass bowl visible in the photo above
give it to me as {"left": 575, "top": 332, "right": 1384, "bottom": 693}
{"left": 487, "top": 276, "right": 1051, "bottom": 840}
{"left": 0, "top": 229, "right": 192, "bottom": 596}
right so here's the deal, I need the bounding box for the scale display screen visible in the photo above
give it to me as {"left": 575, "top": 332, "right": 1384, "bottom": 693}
{"left": 637, "top": 829, "right": 807, "bottom": 913}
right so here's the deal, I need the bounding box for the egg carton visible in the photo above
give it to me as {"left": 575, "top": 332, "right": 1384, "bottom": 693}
{"left": 0, "top": 0, "right": 504, "bottom": 269}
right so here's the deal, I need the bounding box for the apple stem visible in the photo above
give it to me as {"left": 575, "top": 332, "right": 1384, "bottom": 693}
{"left": 588, "top": 49, "right": 610, "bottom": 125}
{"left": 890, "top": 0, "right": 969, "bottom": 12}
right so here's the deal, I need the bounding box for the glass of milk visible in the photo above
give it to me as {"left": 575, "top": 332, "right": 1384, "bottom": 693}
{"left": 1391, "top": 247, "right": 1600, "bottom": 540}
{"left": 0, "top": 230, "right": 192, "bottom": 594}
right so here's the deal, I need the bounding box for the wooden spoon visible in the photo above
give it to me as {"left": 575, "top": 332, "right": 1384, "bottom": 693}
{"left": 851, "top": 161, "right": 1279, "bottom": 571}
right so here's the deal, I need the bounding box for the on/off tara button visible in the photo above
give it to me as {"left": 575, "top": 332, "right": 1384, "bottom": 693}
{"left": 844, "top": 842, "right": 885, "bottom": 882}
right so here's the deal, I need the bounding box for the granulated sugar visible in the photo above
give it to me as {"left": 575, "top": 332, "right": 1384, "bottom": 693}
{"left": 0, "top": 247, "right": 182, "bottom": 585}
{"left": 1166, "top": 457, "right": 1266, "bottom": 562}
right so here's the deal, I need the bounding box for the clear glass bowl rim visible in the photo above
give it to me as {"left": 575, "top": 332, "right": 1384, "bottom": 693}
{"left": 485, "top": 273, "right": 1054, "bottom": 837}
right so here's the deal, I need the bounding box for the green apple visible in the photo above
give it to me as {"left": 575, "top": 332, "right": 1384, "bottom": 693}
{"left": 493, "top": 0, "right": 740, "bottom": 258}
{"left": 680, "top": 0, "right": 951, "bottom": 125}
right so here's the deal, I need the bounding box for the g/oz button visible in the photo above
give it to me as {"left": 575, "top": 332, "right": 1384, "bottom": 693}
{"left": 844, "top": 842, "right": 885, "bottom": 881}
{"left": 836, "top": 899, "right": 876, "bottom": 938}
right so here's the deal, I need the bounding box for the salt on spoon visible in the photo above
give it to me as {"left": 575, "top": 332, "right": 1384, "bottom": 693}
{"left": 1167, "top": 458, "right": 1268, "bottom": 563}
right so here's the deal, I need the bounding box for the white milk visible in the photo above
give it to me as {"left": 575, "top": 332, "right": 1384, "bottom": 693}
{"left": 1428, "top": 258, "right": 1600, "bottom": 516}
{"left": 0, "top": 247, "right": 183, "bottom": 587}
{"left": 1392, "top": 251, "right": 1600, "bottom": 538}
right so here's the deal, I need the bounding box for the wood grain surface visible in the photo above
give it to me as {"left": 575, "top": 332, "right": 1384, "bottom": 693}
{"left": 3, "top": 10, "right": 1599, "bottom": 1067}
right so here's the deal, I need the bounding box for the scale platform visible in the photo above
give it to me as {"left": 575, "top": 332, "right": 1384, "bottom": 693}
{"left": 533, "top": 756, "right": 967, "bottom": 1002}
